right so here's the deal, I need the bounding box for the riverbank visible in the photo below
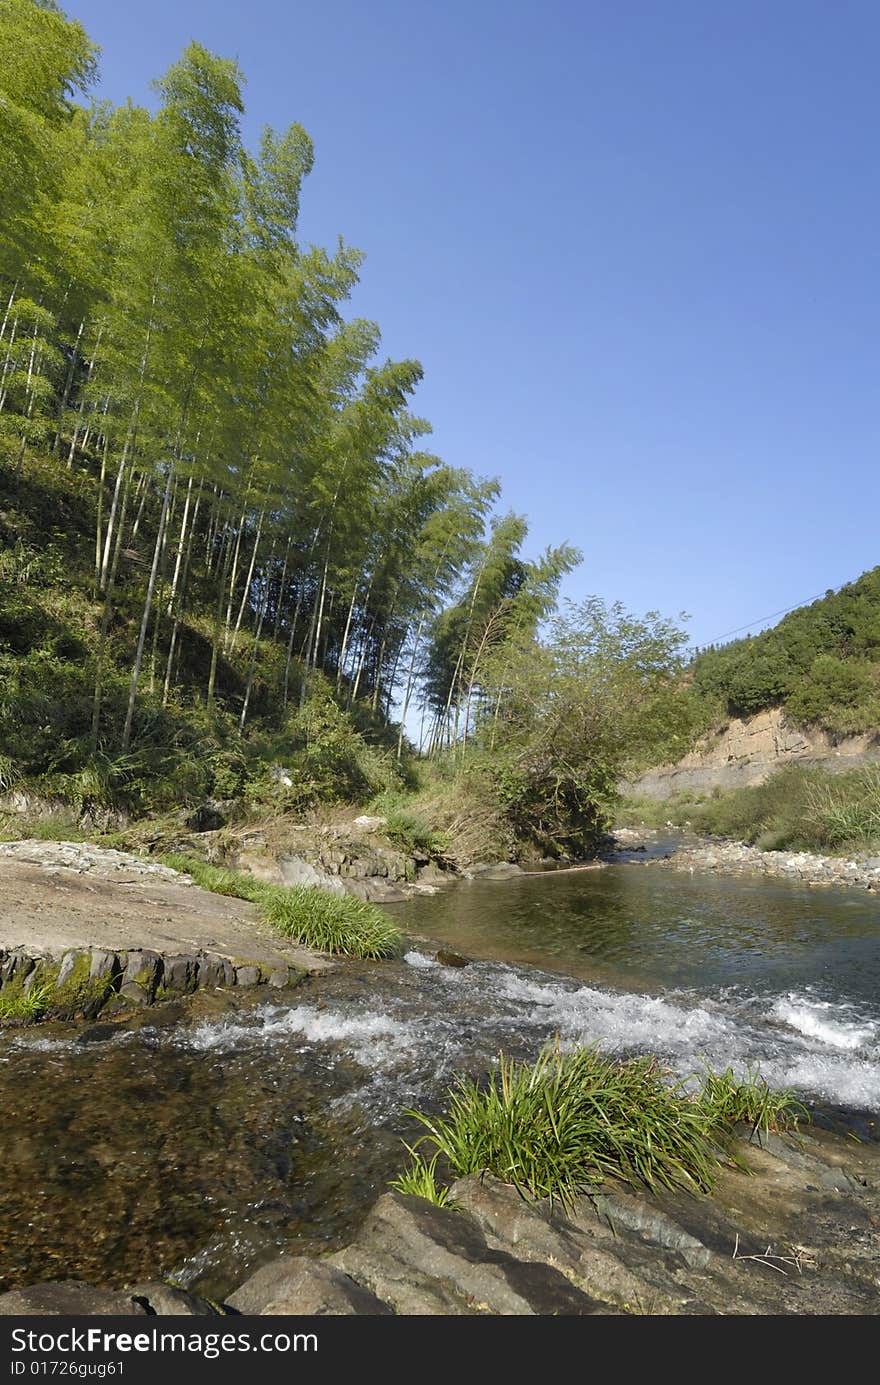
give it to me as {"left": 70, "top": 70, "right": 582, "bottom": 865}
{"left": 0, "top": 840, "right": 334, "bottom": 1023}
{"left": 616, "top": 829, "right": 880, "bottom": 891}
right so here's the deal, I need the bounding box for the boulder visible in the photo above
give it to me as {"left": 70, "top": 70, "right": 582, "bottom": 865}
{"left": 330, "top": 1192, "right": 606, "bottom": 1315}
{"left": 226, "top": 1257, "right": 392, "bottom": 1316}
{"left": 279, "top": 856, "right": 345, "bottom": 894}
{"left": 435, "top": 949, "right": 470, "bottom": 968}
{"left": 128, "top": 1282, "right": 220, "bottom": 1316}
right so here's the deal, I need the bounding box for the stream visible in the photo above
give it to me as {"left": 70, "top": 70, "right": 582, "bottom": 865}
{"left": 2, "top": 838, "right": 879, "bottom": 1301}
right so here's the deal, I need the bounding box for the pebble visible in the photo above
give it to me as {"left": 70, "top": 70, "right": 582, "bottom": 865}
{"left": 639, "top": 838, "right": 880, "bottom": 891}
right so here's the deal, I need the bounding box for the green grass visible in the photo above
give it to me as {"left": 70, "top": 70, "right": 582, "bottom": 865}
{"left": 400, "top": 1042, "right": 724, "bottom": 1212}
{"left": 389, "top": 1150, "right": 461, "bottom": 1208}
{"left": 394, "top": 1042, "right": 809, "bottom": 1212}
{"left": 619, "top": 762, "right": 880, "bottom": 856}
{"left": 0, "top": 979, "right": 53, "bottom": 1022}
{"left": 698, "top": 1066, "right": 808, "bottom": 1137}
{"left": 161, "top": 854, "right": 401, "bottom": 959}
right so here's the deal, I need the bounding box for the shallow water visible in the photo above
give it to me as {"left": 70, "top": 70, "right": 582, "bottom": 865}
{"left": 2, "top": 846, "right": 879, "bottom": 1298}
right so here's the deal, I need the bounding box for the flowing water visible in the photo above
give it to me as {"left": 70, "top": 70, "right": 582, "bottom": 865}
{"left": 2, "top": 839, "right": 879, "bottom": 1300}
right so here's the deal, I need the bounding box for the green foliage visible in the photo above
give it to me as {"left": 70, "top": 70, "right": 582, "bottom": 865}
{"left": 402, "top": 1042, "right": 724, "bottom": 1211}
{"left": 161, "top": 854, "right": 401, "bottom": 958}
{"left": 281, "top": 684, "right": 401, "bottom": 807}
{"left": 389, "top": 1151, "right": 459, "bottom": 1208}
{"left": 622, "top": 763, "right": 880, "bottom": 855}
{"left": 693, "top": 569, "right": 880, "bottom": 732}
{"left": 382, "top": 806, "right": 448, "bottom": 857}
{"left": 458, "top": 599, "right": 697, "bottom": 856}
{"left": 0, "top": 977, "right": 52, "bottom": 1022}
{"left": 698, "top": 1067, "right": 808, "bottom": 1137}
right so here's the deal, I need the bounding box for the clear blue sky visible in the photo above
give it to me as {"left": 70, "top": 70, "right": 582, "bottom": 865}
{"left": 70, "top": 0, "right": 879, "bottom": 650}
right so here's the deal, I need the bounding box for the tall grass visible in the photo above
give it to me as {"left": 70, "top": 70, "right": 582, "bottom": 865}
{"left": 161, "top": 854, "right": 401, "bottom": 959}
{"left": 620, "top": 763, "right": 880, "bottom": 855}
{"left": 401, "top": 1043, "right": 722, "bottom": 1211}
{"left": 699, "top": 1066, "right": 808, "bottom": 1137}
{"left": 395, "top": 1043, "right": 807, "bottom": 1211}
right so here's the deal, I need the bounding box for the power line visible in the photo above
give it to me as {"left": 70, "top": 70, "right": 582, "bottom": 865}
{"left": 692, "top": 585, "right": 843, "bottom": 651}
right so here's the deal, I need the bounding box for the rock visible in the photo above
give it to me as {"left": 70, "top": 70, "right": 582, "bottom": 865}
{"left": 199, "top": 957, "right": 235, "bottom": 989}
{"left": 162, "top": 954, "right": 200, "bottom": 995}
{"left": 435, "top": 949, "right": 471, "bottom": 968}
{"left": 89, "top": 949, "right": 122, "bottom": 984}
{"left": 120, "top": 950, "right": 163, "bottom": 1005}
{"left": 279, "top": 856, "right": 345, "bottom": 894}
{"left": 185, "top": 801, "right": 230, "bottom": 833}
{"left": 234, "top": 964, "right": 262, "bottom": 987}
{"left": 227, "top": 1257, "right": 392, "bottom": 1315}
{"left": 235, "top": 851, "right": 284, "bottom": 884}
{"left": 129, "top": 1282, "right": 220, "bottom": 1315}
{"left": 585, "top": 1191, "right": 713, "bottom": 1268}
{"left": 468, "top": 862, "right": 523, "bottom": 880}
{"left": 76, "top": 1023, "right": 123, "bottom": 1044}
{"left": 451, "top": 1175, "right": 700, "bottom": 1314}
{"left": 352, "top": 815, "right": 388, "bottom": 830}
{"left": 330, "top": 1192, "right": 606, "bottom": 1315}
{"left": 0, "top": 1281, "right": 148, "bottom": 1316}
{"left": 56, "top": 949, "right": 87, "bottom": 990}
{"left": 345, "top": 878, "right": 407, "bottom": 904}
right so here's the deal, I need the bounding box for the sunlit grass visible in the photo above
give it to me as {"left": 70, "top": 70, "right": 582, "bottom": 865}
{"left": 394, "top": 1042, "right": 811, "bottom": 1212}
{"left": 161, "top": 854, "right": 401, "bottom": 959}
{"left": 698, "top": 1065, "right": 808, "bottom": 1137}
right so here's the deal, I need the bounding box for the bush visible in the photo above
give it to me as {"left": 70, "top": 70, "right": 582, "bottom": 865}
{"left": 630, "top": 764, "right": 880, "bottom": 855}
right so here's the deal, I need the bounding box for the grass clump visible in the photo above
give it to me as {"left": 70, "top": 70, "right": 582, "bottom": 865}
{"left": 0, "top": 978, "right": 53, "bottom": 1023}
{"left": 698, "top": 1066, "right": 808, "bottom": 1137}
{"left": 401, "top": 1042, "right": 723, "bottom": 1212}
{"left": 620, "top": 763, "right": 880, "bottom": 856}
{"left": 395, "top": 1043, "right": 811, "bottom": 1212}
{"left": 389, "top": 1151, "right": 460, "bottom": 1208}
{"left": 161, "top": 854, "right": 401, "bottom": 959}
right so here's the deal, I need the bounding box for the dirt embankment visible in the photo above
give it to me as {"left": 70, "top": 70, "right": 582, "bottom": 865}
{"left": 625, "top": 708, "right": 880, "bottom": 800}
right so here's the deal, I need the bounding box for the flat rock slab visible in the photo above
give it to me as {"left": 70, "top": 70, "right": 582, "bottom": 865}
{"left": 0, "top": 1281, "right": 147, "bottom": 1315}
{"left": 0, "top": 848, "right": 334, "bottom": 976}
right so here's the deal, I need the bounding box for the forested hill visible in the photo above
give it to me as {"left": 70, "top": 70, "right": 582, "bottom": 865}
{"left": 691, "top": 568, "right": 880, "bottom": 735}
{"left": 0, "top": 1, "right": 590, "bottom": 819}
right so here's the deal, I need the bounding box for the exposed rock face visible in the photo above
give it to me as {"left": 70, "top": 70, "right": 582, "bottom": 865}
{"left": 330, "top": 1192, "right": 607, "bottom": 1315}
{"left": 227, "top": 1257, "right": 392, "bottom": 1316}
{"left": 626, "top": 708, "right": 880, "bottom": 799}
{"left": 0, "top": 841, "right": 324, "bottom": 1025}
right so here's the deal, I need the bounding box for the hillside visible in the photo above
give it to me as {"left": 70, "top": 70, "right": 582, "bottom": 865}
{"left": 691, "top": 568, "right": 880, "bottom": 736}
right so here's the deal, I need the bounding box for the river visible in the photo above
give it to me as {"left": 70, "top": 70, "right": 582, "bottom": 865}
{"left": 2, "top": 839, "right": 878, "bottom": 1300}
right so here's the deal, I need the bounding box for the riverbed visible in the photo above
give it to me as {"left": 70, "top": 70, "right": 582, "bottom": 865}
{"left": 2, "top": 840, "right": 878, "bottom": 1301}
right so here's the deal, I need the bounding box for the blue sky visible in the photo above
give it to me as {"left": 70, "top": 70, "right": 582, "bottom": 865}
{"left": 70, "top": 0, "right": 879, "bottom": 650}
